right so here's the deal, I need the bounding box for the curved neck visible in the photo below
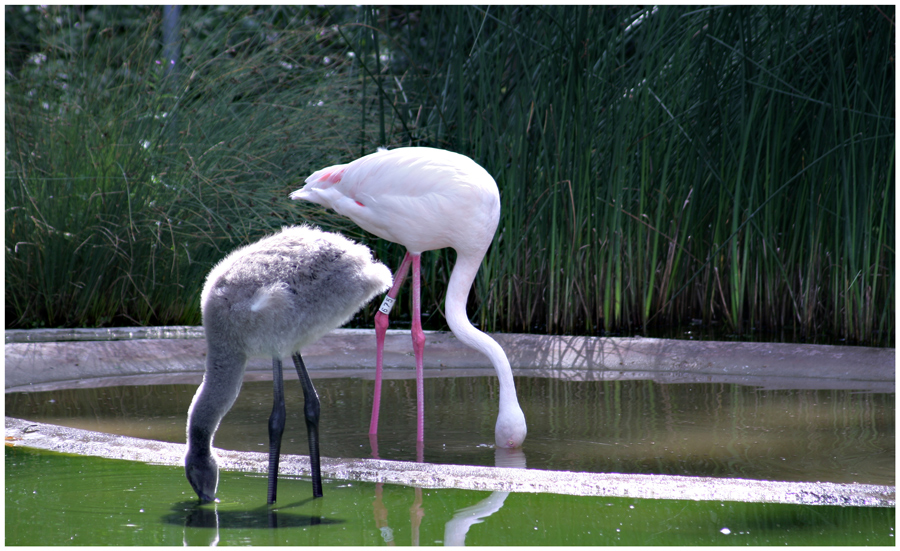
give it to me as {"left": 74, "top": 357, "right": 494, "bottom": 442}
{"left": 187, "top": 349, "right": 248, "bottom": 454}
{"left": 444, "top": 252, "right": 516, "bottom": 401}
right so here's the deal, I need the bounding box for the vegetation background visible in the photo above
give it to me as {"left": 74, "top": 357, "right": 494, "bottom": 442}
{"left": 5, "top": 5, "right": 895, "bottom": 346}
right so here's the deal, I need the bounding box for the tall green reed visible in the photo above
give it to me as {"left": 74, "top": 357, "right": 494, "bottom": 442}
{"left": 6, "top": 6, "right": 378, "bottom": 328}
{"left": 7, "top": 6, "right": 893, "bottom": 346}
{"left": 344, "top": 5, "right": 893, "bottom": 345}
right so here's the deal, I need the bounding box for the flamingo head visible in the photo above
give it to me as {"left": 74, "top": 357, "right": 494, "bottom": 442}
{"left": 495, "top": 402, "right": 527, "bottom": 449}
{"left": 185, "top": 449, "right": 220, "bottom": 503}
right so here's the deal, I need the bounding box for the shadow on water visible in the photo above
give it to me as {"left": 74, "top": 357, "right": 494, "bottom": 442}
{"left": 165, "top": 499, "right": 343, "bottom": 530}
{"left": 163, "top": 499, "right": 344, "bottom": 545}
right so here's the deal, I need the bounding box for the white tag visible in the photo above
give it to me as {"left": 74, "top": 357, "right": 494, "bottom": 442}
{"left": 378, "top": 295, "right": 396, "bottom": 315}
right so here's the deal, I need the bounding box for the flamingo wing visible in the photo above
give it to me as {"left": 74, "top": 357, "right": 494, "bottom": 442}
{"left": 292, "top": 148, "right": 499, "bottom": 253}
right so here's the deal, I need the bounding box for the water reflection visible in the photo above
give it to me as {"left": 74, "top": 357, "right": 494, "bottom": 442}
{"left": 370, "top": 481, "right": 423, "bottom": 545}
{"left": 443, "top": 447, "right": 527, "bottom": 546}
{"left": 369, "top": 434, "right": 426, "bottom": 545}
{"left": 365, "top": 437, "right": 527, "bottom": 546}
{"left": 181, "top": 503, "right": 219, "bottom": 546}
{"left": 5, "top": 377, "right": 894, "bottom": 485}
{"left": 171, "top": 498, "right": 341, "bottom": 546}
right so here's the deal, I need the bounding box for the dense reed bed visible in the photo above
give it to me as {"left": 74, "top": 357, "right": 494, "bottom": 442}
{"left": 6, "top": 6, "right": 894, "bottom": 346}
{"left": 6, "top": 6, "right": 377, "bottom": 328}
{"left": 343, "top": 5, "right": 895, "bottom": 345}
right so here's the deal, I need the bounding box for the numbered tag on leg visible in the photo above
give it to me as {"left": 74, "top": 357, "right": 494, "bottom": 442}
{"left": 378, "top": 295, "right": 396, "bottom": 315}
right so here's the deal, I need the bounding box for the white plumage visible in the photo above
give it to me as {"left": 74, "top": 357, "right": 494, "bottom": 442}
{"left": 292, "top": 147, "right": 527, "bottom": 449}
{"left": 297, "top": 147, "right": 499, "bottom": 254}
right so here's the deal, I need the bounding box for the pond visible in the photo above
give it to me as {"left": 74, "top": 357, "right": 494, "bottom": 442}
{"left": 6, "top": 376, "right": 894, "bottom": 485}
{"left": 5, "top": 346, "right": 895, "bottom": 546}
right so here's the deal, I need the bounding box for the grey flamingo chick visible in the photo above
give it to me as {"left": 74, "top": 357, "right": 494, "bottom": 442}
{"left": 185, "top": 225, "right": 391, "bottom": 503}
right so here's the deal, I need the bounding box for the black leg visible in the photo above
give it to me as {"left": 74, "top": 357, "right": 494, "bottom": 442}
{"left": 292, "top": 352, "right": 323, "bottom": 498}
{"left": 267, "top": 357, "right": 286, "bottom": 504}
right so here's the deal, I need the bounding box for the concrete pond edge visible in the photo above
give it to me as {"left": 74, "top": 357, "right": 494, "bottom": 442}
{"left": 5, "top": 326, "right": 895, "bottom": 393}
{"left": 6, "top": 417, "right": 893, "bottom": 508}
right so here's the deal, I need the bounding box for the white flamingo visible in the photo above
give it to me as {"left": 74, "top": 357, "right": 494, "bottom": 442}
{"left": 291, "top": 147, "right": 527, "bottom": 449}
{"left": 185, "top": 225, "right": 391, "bottom": 503}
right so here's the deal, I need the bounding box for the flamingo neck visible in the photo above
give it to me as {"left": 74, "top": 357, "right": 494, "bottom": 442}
{"left": 446, "top": 252, "right": 528, "bottom": 448}
{"left": 187, "top": 349, "right": 248, "bottom": 454}
{"left": 444, "top": 253, "right": 519, "bottom": 409}
{"left": 444, "top": 251, "right": 526, "bottom": 448}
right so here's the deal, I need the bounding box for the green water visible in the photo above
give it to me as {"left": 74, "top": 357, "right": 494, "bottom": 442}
{"left": 6, "top": 447, "right": 894, "bottom": 546}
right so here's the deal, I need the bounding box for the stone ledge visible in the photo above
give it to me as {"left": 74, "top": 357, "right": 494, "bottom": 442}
{"left": 5, "top": 327, "right": 894, "bottom": 393}
{"left": 6, "top": 417, "right": 893, "bottom": 507}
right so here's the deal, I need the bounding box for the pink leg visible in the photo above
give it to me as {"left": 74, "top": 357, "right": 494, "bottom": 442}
{"left": 410, "top": 254, "right": 425, "bottom": 443}
{"left": 369, "top": 252, "right": 413, "bottom": 436}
